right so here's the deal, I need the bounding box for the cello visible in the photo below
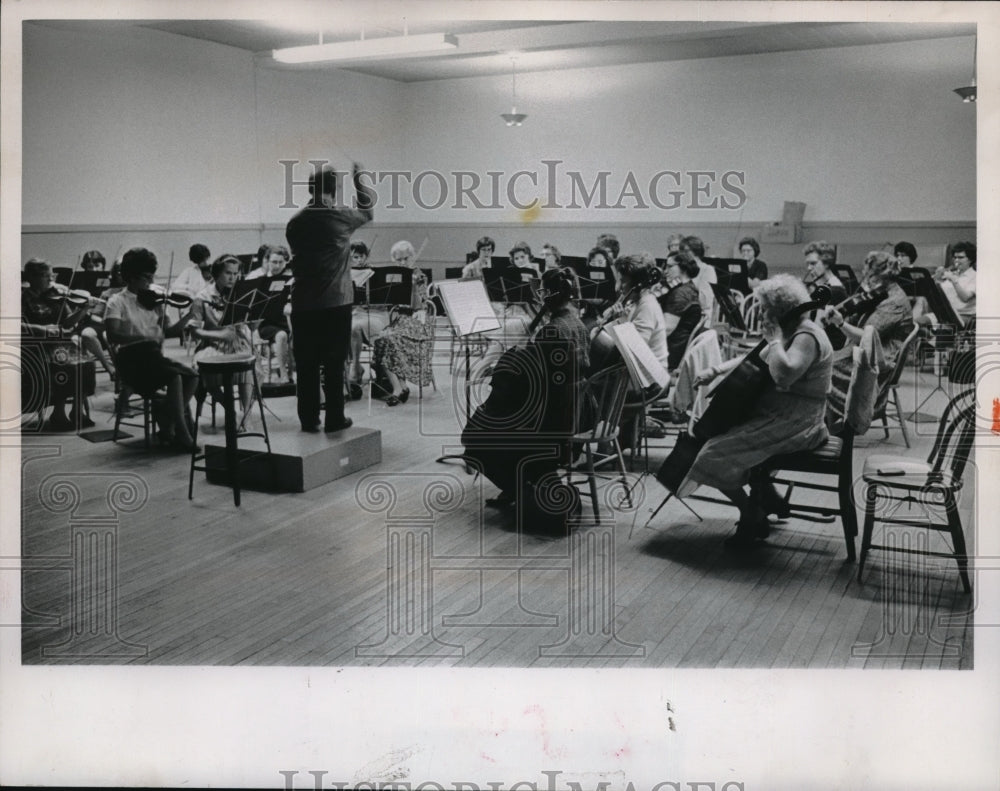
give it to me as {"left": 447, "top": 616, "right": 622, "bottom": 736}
{"left": 692, "top": 285, "right": 831, "bottom": 440}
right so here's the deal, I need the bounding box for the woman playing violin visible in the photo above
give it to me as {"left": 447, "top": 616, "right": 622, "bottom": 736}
{"left": 590, "top": 252, "right": 670, "bottom": 374}
{"left": 685, "top": 275, "right": 834, "bottom": 551}
{"left": 822, "top": 251, "right": 913, "bottom": 429}
{"left": 22, "top": 258, "right": 115, "bottom": 377}
{"left": 105, "top": 247, "right": 200, "bottom": 451}
{"left": 21, "top": 258, "right": 103, "bottom": 430}
{"left": 802, "top": 241, "right": 847, "bottom": 305}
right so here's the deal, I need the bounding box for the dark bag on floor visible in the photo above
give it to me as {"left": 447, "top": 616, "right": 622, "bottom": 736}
{"left": 520, "top": 476, "right": 581, "bottom": 534}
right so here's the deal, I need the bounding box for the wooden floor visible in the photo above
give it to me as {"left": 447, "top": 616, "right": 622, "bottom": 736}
{"left": 18, "top": 342, "right": 976, "bottom": 669}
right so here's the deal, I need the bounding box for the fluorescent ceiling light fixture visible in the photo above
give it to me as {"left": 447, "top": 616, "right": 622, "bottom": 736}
{"left": 273, "top": 32, "right": 458, "bottom": 64}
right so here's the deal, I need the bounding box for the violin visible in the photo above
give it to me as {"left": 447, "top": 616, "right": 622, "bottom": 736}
{"left": 43, "top": 284, "right": 106, "bottom": 308}
{"left": 818, "top": 281, "right": 889, "bottom": 350}
{"left": 137, "top": 285, "right": 194, "bottom": 310}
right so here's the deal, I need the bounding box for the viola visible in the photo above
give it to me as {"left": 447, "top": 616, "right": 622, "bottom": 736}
{"left": 137, "top": 285, "right": 194, "bottom": 310}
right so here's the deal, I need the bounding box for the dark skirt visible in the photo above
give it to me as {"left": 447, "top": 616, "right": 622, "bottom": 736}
{"left": 117, "top": 341, "right": 197, "bottom": 397}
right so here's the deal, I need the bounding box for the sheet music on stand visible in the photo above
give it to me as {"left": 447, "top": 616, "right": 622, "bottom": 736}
{"left": 606, "top": 322, "right": 670, "bottom": 390}
{"left": 351, "top": 268, "right": 374, "bottom": 288}
{"left": 221, "top": 276, "right": 290, "bottom": 327}
{"left": 435, "top": 280, "right": 502, "bottom": 337}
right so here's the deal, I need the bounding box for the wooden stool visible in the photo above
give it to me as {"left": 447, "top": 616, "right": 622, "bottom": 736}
{"left": 188, "top": 353, "right": 272, "bottom": 506}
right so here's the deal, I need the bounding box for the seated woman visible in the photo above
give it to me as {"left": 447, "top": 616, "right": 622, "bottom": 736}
{"left": 821, "top": 251, "right": 914, "bottom": 428}
{"left": 104, "top": 247, "right": 200, "bottom": 451}
{"left": 541, "top": 243, "right": 562, "bottom": 273}
{"left": 936, "top": 241, "right": 976, "bottom": 327}
{"left": 190, "top": 254, "right": 255, "bottom": 414}
{"left": 21, "top": 258, "right": 98, "bottom": 431}
{"left": 657, "top": 251, "right": 703, "bottom": 372}
{"left": 370, "top": 240, "right": 432, "bottom": 406}
{"left": 347, "top": 240, "right": 389, "bottom": 398}
{"left": 462, "top": 267, "right": 586, "bottom": 518}
{"left": 739, "top": 236, "right": 768, "bottom": 290}
{"left": 802, "top": 241, "right": 847, "bottom": 304}
{"left": 578, "top": 245, "right": 616, "bottom": 325}
{"left": 460, "top": 236, "right": 496, "bottom": 280}
{"left": 682, "top": 274, "right": 834, "bottom": 551}
{"left": 247, "top": 244, "right": 294, "bottom": 383}
{"left": 589, "top": 252, "right": 670, "bottom": 377}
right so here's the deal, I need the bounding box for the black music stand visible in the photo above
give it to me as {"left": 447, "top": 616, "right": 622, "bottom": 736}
{"left": 705, "top": 257, "right": 749, "bottom": 295}
{"left": 70, "top": 271, "right": 112, "bottom": 296}
{"left": 902, "top": 267, "right": 965, "bottom": 422}
{"left": 711, "top": 282, "right": 747, "bottom": 333}
{"left": 833, "top": 264, "right": 859, "bottom": 296}
{"left": 367, "top": 265, "right": 414, "bottom": 308}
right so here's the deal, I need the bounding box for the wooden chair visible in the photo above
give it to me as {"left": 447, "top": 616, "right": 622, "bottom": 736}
{"left": 872, "top": 324, "right": 921, "bottom": 448}
{"left": 858, "top": 389, "right": 976, "bottom": 593}
{"left": 564, "top": 365, "right": 632, "bottom": 523}
{"left": 761, "top": 333, "right": 881, "bottom": 561}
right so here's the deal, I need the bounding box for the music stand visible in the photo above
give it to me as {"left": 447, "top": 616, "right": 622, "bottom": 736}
{"left": 433, "top": 280, "right": 502, "bottom": 467}
{"left": 367, "top": 265, "right": 414, "bottom": 308}
{"left": 903, "top": 267, "right": 965, "bottom": 422}
{"left": 705, "top": 257, "right": 748, "bottom": 295}
{"left": 70, "top": 271, "right": 112, "bottom": 296}
{"left": 833, "top": 264, "right": 859, "bottom": 295}
{"left": 711, "top": 282, "right": 747, "bottom": 333}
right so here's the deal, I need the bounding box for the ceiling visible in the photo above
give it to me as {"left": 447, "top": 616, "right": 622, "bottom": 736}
{"left": 36, "top": 18, "right": 975, "bottom": 83}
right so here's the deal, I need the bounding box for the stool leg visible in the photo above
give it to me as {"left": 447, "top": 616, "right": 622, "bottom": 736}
{"left": 222, "top": 372, "right": 241, "bottom": 507}
{"left": 188, "top": 392, "right": 206, "bottom": 500}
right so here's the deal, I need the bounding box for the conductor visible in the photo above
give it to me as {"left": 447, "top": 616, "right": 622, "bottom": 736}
{"left": 285, "top": 162, "right": 375, "bottom": 433}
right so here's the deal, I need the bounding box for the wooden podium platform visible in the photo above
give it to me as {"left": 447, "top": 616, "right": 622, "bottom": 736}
{"left": 203, "top": 423, "right": 381, "bottom": 493}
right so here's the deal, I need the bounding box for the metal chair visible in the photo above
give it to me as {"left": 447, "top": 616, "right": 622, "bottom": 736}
{"left": 858, "top": 389, "right": 976, "bottom": 593}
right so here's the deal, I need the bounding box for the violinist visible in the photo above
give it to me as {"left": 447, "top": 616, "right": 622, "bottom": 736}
{"left": 658, "top": 252, "right": 703, "bottom": 371}
{"left": 589, "top": 252, "right": 671, "bottom": 375}
{"left": 105, "top": 247, "right": 199, "bottom": 452}
{"left": 172, "top": 244, "right": 213, "bottom": 298}
{"left": 247, "top": 245, "right": 293, "bottom": 383}
{"left": 22, "top": 258, "right": 115, "bottom": 379}
{"left": 21, "top": 258, "right": 100, "bottom": 430}
{"left": 190, "top": 254, "right": 255, "bottom": 415}
{"left": 802, "top": 241, "right": 847, "bottom": 304}
{"left": 680, "top": 236, "right": 717, "bottom": 318}
{"left": 822, "top": 251, "right": 914, "bottom": 429}
{"left": 347, "top": 241, "right": 386, "bottom": 399}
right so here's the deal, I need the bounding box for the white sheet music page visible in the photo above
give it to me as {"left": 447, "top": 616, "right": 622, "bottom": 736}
{"left": 436, "top": 280, "right": 502, "bottom": 337}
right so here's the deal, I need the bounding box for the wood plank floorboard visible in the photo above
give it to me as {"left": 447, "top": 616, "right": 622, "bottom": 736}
{"left": 16, "top": 362, "right": 978, "bottom": 669}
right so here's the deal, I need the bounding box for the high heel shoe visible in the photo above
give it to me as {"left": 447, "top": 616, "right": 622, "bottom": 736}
{"left": 399, "top": 388, "right": 410, "bottom": 404}
{"left": 385, "top": 394, "right": 400, "bottom": 407}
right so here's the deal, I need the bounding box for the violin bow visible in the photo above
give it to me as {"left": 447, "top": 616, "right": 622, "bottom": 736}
{"left": 55, "top": 251, "right": 85, "bottom": 326}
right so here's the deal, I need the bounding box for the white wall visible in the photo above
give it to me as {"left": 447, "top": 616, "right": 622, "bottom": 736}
{"left": 21, "top": 22, "right": 975, "bottom": 257}
{"left": 395, "top": 36, "right": 975, "bottom": 224}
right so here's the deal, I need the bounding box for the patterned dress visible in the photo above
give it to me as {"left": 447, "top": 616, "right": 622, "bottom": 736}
{"left": 683, "top": 319, "right": 834, "bottom": 493}
{"left": 371, "top": 273, "right": 433, "bottom": 387}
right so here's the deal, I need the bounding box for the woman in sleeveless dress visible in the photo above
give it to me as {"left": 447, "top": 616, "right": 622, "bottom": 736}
{"left": 683, "top": 274, "right": 834, "bottom": 551}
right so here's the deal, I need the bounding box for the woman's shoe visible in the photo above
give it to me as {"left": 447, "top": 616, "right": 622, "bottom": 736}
{"left": 399, "top": 388, "right": 410, "bottom": 404}
{"left": 385, "top": 395, "right": 401, "bottom": 407}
